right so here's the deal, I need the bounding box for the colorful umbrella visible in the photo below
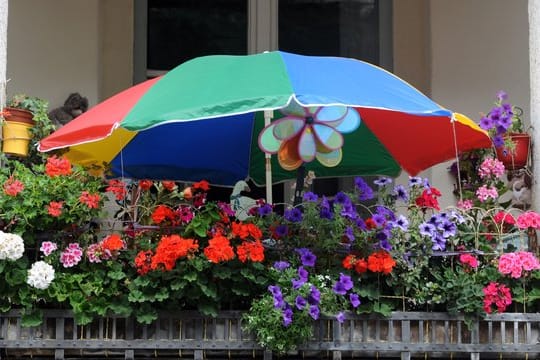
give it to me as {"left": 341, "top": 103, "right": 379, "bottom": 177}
{"left": 39, "top": 51, "right": 491, "bottom": 194}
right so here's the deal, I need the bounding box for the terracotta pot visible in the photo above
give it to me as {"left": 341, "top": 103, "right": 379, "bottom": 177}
{"left": 2, "top": 107, "right": 35, "bottom": 157}
{"left": 495, "top": 133, "right": 531, "bottom": 170}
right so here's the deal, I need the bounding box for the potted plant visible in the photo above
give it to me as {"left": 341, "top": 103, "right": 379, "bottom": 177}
{"left": 1, "top": 94, "right": 55, "bottom": 162}
{"left": 479, "top": 91, "right": 530, "bottom": 170}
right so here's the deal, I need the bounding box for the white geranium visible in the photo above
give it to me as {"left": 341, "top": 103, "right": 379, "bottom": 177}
{"left": 0, "top": 231, "right": 25, "bottom": 260}
{"left": 27, "top": 261, "right": 55, "bottom": 290}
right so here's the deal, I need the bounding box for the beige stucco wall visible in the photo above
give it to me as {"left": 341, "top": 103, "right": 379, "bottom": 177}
{"left": 3, "top": 0, "right": 532, "bottom": 207}
{"left": 429, "top": 0, "right": 530, "bottom": 208}
{"left": 6, "top": 0, "right": 132, "bottom": 111}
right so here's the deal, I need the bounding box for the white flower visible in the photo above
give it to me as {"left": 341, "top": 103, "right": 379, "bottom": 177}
{"left": 0, "top": 231, "right": 25, "bottom": 261}
{"left": 27, "top": 261, "right": 55, "bottom": 290}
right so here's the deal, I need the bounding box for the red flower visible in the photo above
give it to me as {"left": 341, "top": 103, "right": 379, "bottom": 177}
{"left": 161, "top": 181, "right": 176, "bottom": 191}
{"left": 192, "top": 180, "right": 210, "bottom": 192}
{"left": 151, "top": 235, "right": 199, "bottom": 271}
{"left": 365, "top": 218, "right": 377, "bottom": 230}
{"left": 79, "top": 191, "right": 101, "bottom": 209}
{"left": 367, "top": 250, "right": 396, "bottom": 274}
{"left": 47, "top": 201, "right": 64, "bottom": 217}
{"left": 134, "top": 250, "right": 153, "bottom": 275}
{"left": 342, "top": 254, "right": 357, "bottom": 270}
{"left": 101, "top": 234, "right": 125, "bottom": 252}
{"left": 106, "top": 179, "right": 127, "bottom": 201}
{"left": 151, "top": 205, "right": 176, "bottom": 224}
{"left": 236, "top": 240, "right": 265, "bottom": 263}
{"left": 204, "top": 234, "right": 235, "bottom": 263}
{"left": 3, "top": 177, "right": 24, "bottom": 196}
{"left": 415, "top": 187, "right": 441, "bottom": 210}
{"left": 354, "top": 258, "right": 369, "bottom": 274}
{"left": 139, "top": 180, "right": 153, "bottom": 191}
{"left": 45, "top": 155, "right": 72, "bottom": 177}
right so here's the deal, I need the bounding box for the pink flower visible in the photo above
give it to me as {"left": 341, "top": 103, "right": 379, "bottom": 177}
{"left": 498, "top": 251, "right": 540, "bottom": 278}
{"left": 475, "top": 185, "right": 498, "bottom": 202}
{"left": 60, "top": 243, "right": 83, "bottom": 268}
{"left": 516, "top": 211, "right": 540, "bottom": 229}
{"left": 39, "top": 241, "right": 57, "bottom": 256}
{"left": 459, "top": 253, "right": 478, "bottom": 269}
{"left": 483, "top": 282, "right": 512, "bottom": 314}
{"left": 457, "top": 199, "right": 473, "bottom": 211}
{"left": 478, "top": 158, "right": 505, "bottom": 179}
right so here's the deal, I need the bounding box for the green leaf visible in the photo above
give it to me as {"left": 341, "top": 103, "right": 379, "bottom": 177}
{"left": 108, "top": 270, "right": 126, "bottom": 280}
{"left": 170, "top": 279, "right": 187, "bottom": 291}
{"left": 128, "top": 289, "right": 147, "bottom": 303}
{"left": 21, "top": 309, "right": 43, "bottom": 327}
{"left": 197, "top": 302, "right": 218, "bottom": 317}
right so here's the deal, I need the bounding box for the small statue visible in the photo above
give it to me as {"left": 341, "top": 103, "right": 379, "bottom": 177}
{"left": 48, "top": 93, "right": 89, "bottom": 128}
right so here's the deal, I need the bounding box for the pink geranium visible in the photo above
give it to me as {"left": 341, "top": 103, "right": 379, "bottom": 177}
{"left": 498, "top": 251, "right": 540, "bottom": 278}
{"left": 516, "top": 211, "right": 540, "bottom": 229}
{"left": 60, "top": 243, "right": 83, "bottom": 268}
{"left": 483, "top": 282, "right": 512, "bottom": 314}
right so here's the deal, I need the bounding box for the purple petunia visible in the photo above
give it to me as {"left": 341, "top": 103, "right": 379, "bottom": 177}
{"left": 282, "top": 308, "right": 293, "bottom": 326}
{"left": 257, "top": 203, "right": 273, "bottom": 217}
{"left": 308, "top": 305, "right": 320, "bottom": 320}
{"left": 374, "top": 177, "right": 392, "bottom": 187}
{"left": 393, "top": 184, "right": 409, "bottom": 202}
{"left": 349, "top": 293, "right": 361, "bottom": 308}
{"left": 274, "top": 224, "right": 289, "bottom": 238}
{"left": 295, "top": 295, "right": 307, "bottom": 310}
{"left": 308, "top": 285, "right": 321, "bottom": 305}
{"left": 336, "top": 311, "right": 346, "bottom": 323}
{"left": 303, "top": 191, "right": 319, "bottom": 202}
{"left": 273, "top": 261, "right": 290, "bottom": 271}
{"left": 284, "top": 207, "right": 303, "bottom": 222}
{"left": 296, "top": 248, "right": 317, "bottom": 267}
{"left": 354, "top": 177, "right": 374, "bottom": 201}
{"left": 332, "top": 273, "right": 353, "bottom": 295}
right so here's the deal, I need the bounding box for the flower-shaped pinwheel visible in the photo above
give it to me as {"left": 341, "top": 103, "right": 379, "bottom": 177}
{"left": 258, "top": 100, "right": 361, "bottom": 170}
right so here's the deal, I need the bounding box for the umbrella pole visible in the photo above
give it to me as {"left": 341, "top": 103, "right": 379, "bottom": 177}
{"left": 293, "top": 165, "right": 306, "bottom": 206}
{"left": 264, "top": 110, "right": 273, "bottom": 204}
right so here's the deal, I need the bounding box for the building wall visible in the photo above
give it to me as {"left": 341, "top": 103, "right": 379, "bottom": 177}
{"left": 429, "top": 0, "right": 530, "bottom": 208}
{"left": 6, "top": 0, "right": 132, "bottom": 110}
{"left": 7, "top": 0, "right": 100, "bottom": 109}
{"left": 4, "top": 0, "right": 532, "bottom": 207}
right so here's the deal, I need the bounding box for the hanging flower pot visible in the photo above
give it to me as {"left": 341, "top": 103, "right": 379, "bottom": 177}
{"left": 1, "top": 107, "right": 36, "bottom": 157}
{"left": 495, "top": 133, "right": 531, "bottom": 170}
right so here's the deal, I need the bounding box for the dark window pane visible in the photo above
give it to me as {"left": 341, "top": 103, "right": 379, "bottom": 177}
{"left": 279, "top": 0, "right": 379, "bottom": 63}
{"left": 147, "top": 0, "right": 247, "bottom": 70}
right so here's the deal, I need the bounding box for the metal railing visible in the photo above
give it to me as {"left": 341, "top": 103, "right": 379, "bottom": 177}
{"left": 0, "top": 310, "right": 538, "bottom": 359}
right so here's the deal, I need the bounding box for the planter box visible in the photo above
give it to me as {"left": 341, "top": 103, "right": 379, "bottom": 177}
{"left": 0, "top": 310, "right": 539, "bottom": 359}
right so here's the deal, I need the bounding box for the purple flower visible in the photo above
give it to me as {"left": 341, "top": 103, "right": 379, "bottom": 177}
{"left": 355, "top": 218, "right": 367, "bottom": 231}
{"left": 340, "top": 202, "right": 358, "bottom": 220}
{"left": 273, "top": 294, "right": 284, "bottom": 309}
{"left": 257, "top": 203, "right": 273, "bottom": 217}
{"left": 308, "top": 305, "right": 320, "bottom": 320}
{"left": 308, "top": 286, "right": 321, "bottom": 305}
{"left": 292, "top": 278, "right": 306, "bottom": 289}
{"left": 284, "top": 208, "right": 303, "bottom": 222}
{"left": 379, "top": 239, "right": 392, "bottom": 252}
{"left": 292, "top": 267, "right": 309, "bottom": 289}
{"left": 438, "top": 219, "right": 457, "bottom": 238}
{"left": 296, "top": 248, "right": 316, "bottom": 267}
{"left": 431, "top": 234, "right": 447, "bottom": 251}
{"left": 319, "top": 207, "right": 334, "bottom": 220}
{"left": 479, "top": 116, "right": 494, "bottom": 131}
{"left": 298, "top": 266, "right": 309, "bottom": 281}
{"left": 391, "top": 214, "right": 409, "bottom": 231}
{"left": 374, "top": 177, "right": 392, "bottom": 187}
{"left": 282, "top": 308, "right": 293, "bottom": 326}
{"left": 419, "top": 222, "right": 436, "bottom": 237}
{"left": 303, "top": 191, "right": 318, "bottom": 202}
{"left": 334, "top": 191, "right": 350, "bottom": 205}
{"left": 343, "top": 226, "right": 355, "bottom": 242}
{"left": 274, "top": 224, "right": 289, "bottom": 238}
{"left": 268, "top": 285, "right": 281, "bottom": 296}
{"left": 393, "top": 184, "right": 408, "bottom": 202}
{"left": 409, "top": 176, "right": 423, "bottom": 187}
{"left": 295, "top": 296, "right": 307, "bottom": 310}
{"left": 273, "top": 261, "right": 290, "bottom": 271}
{"left": 333, "top": 273, "right": 353, "bottom": 295}
{"left": 336, "top": 311, "right": 345, "bottom": 323}
{"left": 372, "top": 213, "right": 386, "bottom": 227}
{"left": 349, "top": 293, "right": 361, "bottom": 308}
{"left": 355, "top": 177, "right": 374, "bottom": 200}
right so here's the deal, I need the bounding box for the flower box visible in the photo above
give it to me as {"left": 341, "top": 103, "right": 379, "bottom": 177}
{"left": 0, "top": 310, "right": 538, "bottom": 359}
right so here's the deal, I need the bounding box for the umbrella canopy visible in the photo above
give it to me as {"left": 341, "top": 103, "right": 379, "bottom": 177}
{"left": 39, "top": 51, "right": 491, "bottom": 187}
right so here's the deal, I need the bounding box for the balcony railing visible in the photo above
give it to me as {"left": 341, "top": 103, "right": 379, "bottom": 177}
{"left": 0, "top": 310, "right": 538, "bottom": 359}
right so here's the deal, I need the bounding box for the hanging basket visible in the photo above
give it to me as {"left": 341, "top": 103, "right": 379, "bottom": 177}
{"left": 495, "top": 133, "right": 531, "bottom": 170}
{"left": 2, "top": 107, "right": 35, "bottom": 157}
